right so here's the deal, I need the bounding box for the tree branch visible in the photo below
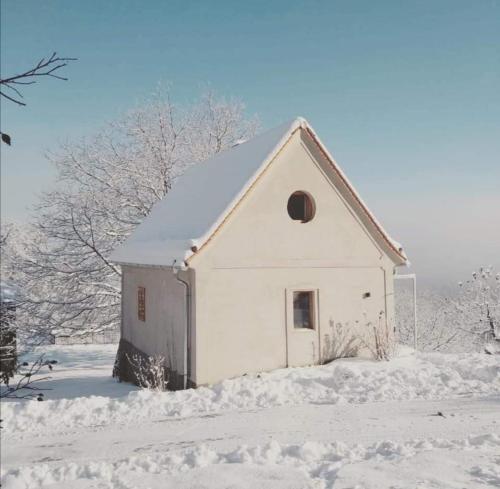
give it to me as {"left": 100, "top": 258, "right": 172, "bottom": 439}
{"left": 0, "top": 52, "right": 76, "bottom": 106}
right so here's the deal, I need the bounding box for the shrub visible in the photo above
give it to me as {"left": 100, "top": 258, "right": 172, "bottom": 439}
{"left": 125, "top": 353, "right": 168, "bottom": 391}
{"left": 359, "top": 312, "right": 398, "bottom": 361}
{"left": 322, "top": 320, "right": 360, "bottom": 363}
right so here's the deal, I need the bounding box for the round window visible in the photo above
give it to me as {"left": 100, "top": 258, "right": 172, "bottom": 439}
{"left": 287, "top": 191, "right": 315, "bottom": 223}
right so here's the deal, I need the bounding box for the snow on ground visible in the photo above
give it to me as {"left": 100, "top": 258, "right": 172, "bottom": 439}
{"left": 3, "top": 344, "right": 139, "bottom": 401}
{"left": 2, "top": 344, "right": 499, "bottom": 435}
{"left": 1, "top": 344, "right": 499, "bottom": 488}
{"left": 4, "top": 434, "right": 500, "bottom": 489}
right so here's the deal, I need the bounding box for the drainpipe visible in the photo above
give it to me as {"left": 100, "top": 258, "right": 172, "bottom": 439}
{"left": 172, "top": 261, "right": 191, "bottom": 390}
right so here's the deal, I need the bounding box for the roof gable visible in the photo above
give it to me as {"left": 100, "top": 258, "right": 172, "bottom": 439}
{"left": 110, "top": 118, "right": 408, "bottom": 267}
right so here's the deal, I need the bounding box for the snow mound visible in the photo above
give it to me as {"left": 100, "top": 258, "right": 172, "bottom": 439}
{"left": 2, "top": 434, "right": 499, "bottom": 489}
{"left": 2, "top": 350, "right": 499, "bottom": 436}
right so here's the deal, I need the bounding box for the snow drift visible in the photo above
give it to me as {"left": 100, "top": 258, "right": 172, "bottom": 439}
{"left": 2, "top": 349, "right": 498, "bottom": 436}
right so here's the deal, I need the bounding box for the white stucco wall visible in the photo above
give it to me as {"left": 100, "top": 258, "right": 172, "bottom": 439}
{"left": 190, "top": 129, "right": 398, "bottom": 386}
{"left": 121, "top": 265, "right": 189, "bottom": 379}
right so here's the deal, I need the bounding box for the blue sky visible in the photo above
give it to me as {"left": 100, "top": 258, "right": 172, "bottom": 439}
{"left": 1, "top": 0, "right": 499, "bottom": 285}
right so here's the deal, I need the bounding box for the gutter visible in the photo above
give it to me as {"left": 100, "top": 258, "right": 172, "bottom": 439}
{"left": 172, "top": 261, "right": 191, "bottom": 390}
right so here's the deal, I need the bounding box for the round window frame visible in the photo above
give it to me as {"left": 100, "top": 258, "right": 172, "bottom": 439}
{"left": 287, "top": 191, "right": 316, "bottom": 223}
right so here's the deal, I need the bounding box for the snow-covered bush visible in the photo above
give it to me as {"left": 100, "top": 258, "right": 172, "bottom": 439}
{"left": 125, "top": 353, "right": 168, "bottom": 391}
{"left": 4, "top": 90, "right": 258, "bottom": 341}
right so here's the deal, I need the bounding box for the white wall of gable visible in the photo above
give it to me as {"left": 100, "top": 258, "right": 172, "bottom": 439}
{"left": 190, "top": 130, "right": 397, "bottom": 386}
{"left": 192, "top": 130, "right": 387, "bottom": 269}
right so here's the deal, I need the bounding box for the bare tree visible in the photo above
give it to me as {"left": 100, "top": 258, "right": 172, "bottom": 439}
{"left": 7, "top": 90, "right": 258, "bottom": 341}
{"left": 1, "top": 52, "right": 76, "bottom": 145}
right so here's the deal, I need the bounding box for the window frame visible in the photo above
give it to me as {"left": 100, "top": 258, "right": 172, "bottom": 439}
{"left": 137, "top": 286, "right": 146, "bottom": 322}
{"left": 287, "top": 191, "right": 315, "bottom": 223}
{"left": 290, "top": 289, "right": 318, "bottom": 331}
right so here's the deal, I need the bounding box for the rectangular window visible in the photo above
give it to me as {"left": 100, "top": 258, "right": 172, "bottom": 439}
{"left": 138, "top": 286, "right": 146, "bottom": 322}
{"left": 293, "top": 291, "right": 315, "bottom": 329}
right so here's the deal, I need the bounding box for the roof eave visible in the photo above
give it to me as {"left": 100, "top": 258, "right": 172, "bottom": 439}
{"left": 302, "top": 125, "right": 409, "bottom": 266}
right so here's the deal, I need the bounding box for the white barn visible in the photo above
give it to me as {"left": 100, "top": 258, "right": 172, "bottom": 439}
{"left": 111, "top": 117, "right": 408, "bottom": 390}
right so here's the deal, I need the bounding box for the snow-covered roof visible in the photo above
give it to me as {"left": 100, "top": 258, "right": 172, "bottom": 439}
{"left": 110, "top": 117, "right": 408, "bottom": 267}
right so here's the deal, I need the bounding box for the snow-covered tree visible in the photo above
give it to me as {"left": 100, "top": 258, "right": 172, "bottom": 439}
{"left": 454, "top": 266, "right": 499, "bottom": 351}
{"left": 395, "top": 288, "right": 464, "bottom": 352}
{"left": 396, "top": 267, "right": 500, "bottom": 353}
{"left": 0, "top": 223, "right": 32, "bottom": 346}
{"left": 0, "top": 222, "right": 22, "bottom": 283}
{"left": 8, "top": 90, "right": 258, "bottom": 341}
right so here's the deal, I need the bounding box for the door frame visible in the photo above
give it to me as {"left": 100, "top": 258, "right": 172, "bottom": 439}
{"left": 285, "top": 287, "right": 321, "bottom": 367}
